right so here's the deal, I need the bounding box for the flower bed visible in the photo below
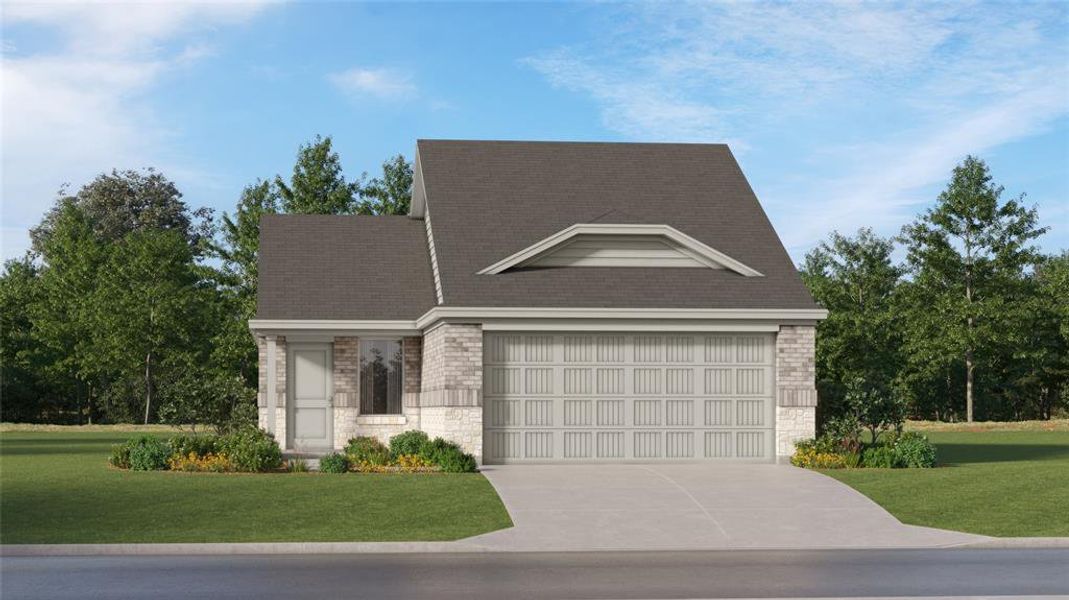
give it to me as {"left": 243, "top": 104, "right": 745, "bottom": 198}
{"left": 791, "top": 431, "right": 937, "bottom": 470}
{"left": 108, "top": 428, "right": 480, "bottom": 475}
{"left": 108, "top": 428, "right": 282, "bottom": 473}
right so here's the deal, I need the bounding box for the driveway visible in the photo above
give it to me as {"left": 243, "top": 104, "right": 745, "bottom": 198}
{"left": 468, "top": 464, "right": 986, "bottom": 551}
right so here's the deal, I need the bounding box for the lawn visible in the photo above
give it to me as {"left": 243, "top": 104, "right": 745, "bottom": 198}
{"left": 0, "top": 428, "right": 512, "bottom": 544}
{"left": 823, "top": 427, "right": 1069, "bottom": 537}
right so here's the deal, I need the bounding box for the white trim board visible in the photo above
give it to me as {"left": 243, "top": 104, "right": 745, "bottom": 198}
{"left": 249, "top": 308, "right": 828, "bottom": 336}
{"left": 476, "top": 224, "right": 764, "bottom": 277}
{"left": 415, "top": 306, "right": 828, "bottom": 329}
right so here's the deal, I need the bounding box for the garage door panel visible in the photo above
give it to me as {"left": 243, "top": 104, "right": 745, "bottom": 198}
{"left": 484, "top": 332, "right": 775, "bottom": 463}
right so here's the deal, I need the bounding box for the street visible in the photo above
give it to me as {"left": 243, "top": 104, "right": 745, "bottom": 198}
{"left": 3, "top": 548, "right": 1067, "bottom": 599}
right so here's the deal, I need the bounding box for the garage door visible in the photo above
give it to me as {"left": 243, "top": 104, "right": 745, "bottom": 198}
{"left": 482, "top": 333, "right": 775, "bottom": 463}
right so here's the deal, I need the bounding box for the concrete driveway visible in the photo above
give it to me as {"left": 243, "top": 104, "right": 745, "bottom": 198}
{"left": 467, "top": 464, "right": 986, "bottom": 551}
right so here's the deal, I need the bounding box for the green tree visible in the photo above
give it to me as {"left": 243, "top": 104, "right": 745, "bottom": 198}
{"left": 30, "top": 168, "right": 212, "bottom": 255}
{"left": 358, "top": 154, "right": 413, "bottom": 215}
{"left": 0, "top": 258, "right": 51, "bottom": 422}
{"left": 275, "top": 135, "right": 360, "bottom": 214}
{"left": 30, "top": 203, "right": 109, "bottom": 422}
{"left": 899, "top": 156, "right": 1047, "bottom": 421}
{"left": 800, "top": 228, "right": 904, "bottom": 425}
{"left": 91, "top": 230, "right": 211, "bottom": 424}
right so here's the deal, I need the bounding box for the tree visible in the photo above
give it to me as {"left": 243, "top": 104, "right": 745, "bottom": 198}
{"left": 215, "top": 180, "right": 279, "bottom": 299}
{"left": 899, "top": 156, "right": 1047, "bottom": 421}
{"left": 275, "top": 135, "right": 360, "bottom": 214}
{"left": 0, "top": 258, "right": 50, "bottom": 422}
{"left": 30, "top": 203, "right": 109, "bottom": 422}
{"left": 30, "top": 168, "right": 212, "bottom": 256}
{"left": 91, "top": 230, "right": 211, "bottom": 424}
{"left": 800, "top": 228, "right": 903, "bottom": 426}
{"left": 358, "top": 154, "right": 413, "bottom": 215}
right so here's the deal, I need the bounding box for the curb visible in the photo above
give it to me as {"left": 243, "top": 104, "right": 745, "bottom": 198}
{"left": 4, "top": 538, "right": 1069, "bottom": 557}
{"left": 954, "top": 537, "right": 1069, "bottom": 549}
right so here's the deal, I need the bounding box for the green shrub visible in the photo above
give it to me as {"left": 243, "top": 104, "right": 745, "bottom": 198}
{"left": 345, "top": 436, "right": 390, "bottom": 465}
{"left": 790, "top": 447, "right": 848, "bottom": 469}
{"left": 894, "top": 431, "right": 937, "bottom": 468}
{"left": 169, "top": 434, "right": 220, "bottom": 458}
{"left": 109, "top": 442, "right": 133, "bottom": 469}
{"left": 287, "top": 458, "right": 309, "bottom": 473}
{"left": 862, "top": 444, "right": 898, "bottom": 468}
{"left": 319, "top": 453, "right": 350, "bottom": 474}
{"left": 419, "top": 437, "right": 478, "bottom": 473}
{"left": 842, "top": 451, "right": 863, "bottom": 468}
{"left": 127, "top": 436, "right": 171, "bottom": 471}
{"left": 219, "top": 428, "right": 282, "bottom": 472}
{"left": 389, "top": 430, "right": 430, "bottom": 458}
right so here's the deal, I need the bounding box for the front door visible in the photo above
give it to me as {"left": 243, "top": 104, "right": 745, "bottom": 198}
{"left": 287, "top": 343, "right": 333, "bottom": 451}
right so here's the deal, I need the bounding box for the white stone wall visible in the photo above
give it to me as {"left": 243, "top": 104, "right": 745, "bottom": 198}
{"left": 257, "top": 407, "right": 286, "bottom": 445}
{"left": 776, "top": 406, "right": 816, "bottom": 457}
{"left": 332, "top": 406, "right": 421, "bottom": 450}
{"left": 420, "top": 406, "right": 482, "bottom": 460}
{"left": 256, "top": 336, "right": 287, "bottom": 409}
{"left": 775, "top": 325, "right": 818, "bottom": 457}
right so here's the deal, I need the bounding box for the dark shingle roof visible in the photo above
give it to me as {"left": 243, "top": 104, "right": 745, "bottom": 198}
{"left": 418, "top": 140, "right": 818, "bottom": 310}
{"left": 256, "top": 214, "right": 436, "bottom": 320}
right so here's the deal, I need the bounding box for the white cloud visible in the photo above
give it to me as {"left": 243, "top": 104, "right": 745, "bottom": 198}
{"left": 328, "top": 67, "right": 417, "bottom": 100}
{"left": 527, "top": 2, "right": 1069, "bottom": 258}
{"left": 1, "top": 1, "right": 273, "bottom": 260}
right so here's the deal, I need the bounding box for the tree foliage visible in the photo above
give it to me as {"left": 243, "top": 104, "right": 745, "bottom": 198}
{"left": 808, "top": 156, "right": 1064, "bottom": 425}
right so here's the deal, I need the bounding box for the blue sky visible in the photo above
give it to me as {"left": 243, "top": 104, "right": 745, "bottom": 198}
{"left": 3, "top": 1, "right": 1067, "bottom": 263}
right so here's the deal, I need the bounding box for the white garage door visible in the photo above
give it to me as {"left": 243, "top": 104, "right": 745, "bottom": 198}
{"left": 482, "top": 332, "right": 775, "bottom": 464}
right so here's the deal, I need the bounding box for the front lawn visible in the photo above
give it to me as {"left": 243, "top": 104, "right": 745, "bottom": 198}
{"left": 0, "top": 428, "right": 512, "bottom": 544}
{"left": 823, "top": 428, "right": 1069, "bottom": 537}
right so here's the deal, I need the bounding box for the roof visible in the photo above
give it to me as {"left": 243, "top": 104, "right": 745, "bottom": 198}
{"left": 256, "top": 214, "right": 436, "bottom": 320}
{"left": 417, "top": 140, "right": 819, "bottom": 310}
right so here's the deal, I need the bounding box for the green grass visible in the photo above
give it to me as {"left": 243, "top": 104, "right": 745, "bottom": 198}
{"left": 0, "top": 430, "right": 512, "bottom": 544}
{"left": 823, "top": 430, "right": 1069, "bottom": 537}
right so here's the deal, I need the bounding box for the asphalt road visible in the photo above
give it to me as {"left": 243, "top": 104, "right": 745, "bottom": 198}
{"left": 3, "top": 548, "right": 1068, "bottom": 599}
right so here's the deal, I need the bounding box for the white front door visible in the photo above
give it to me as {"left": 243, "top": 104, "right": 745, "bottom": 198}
{"left": 288, "top": 343, "right": 333, "bottom": 451}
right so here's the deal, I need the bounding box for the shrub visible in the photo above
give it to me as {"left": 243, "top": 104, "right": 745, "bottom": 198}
{"left": 790, "top": 448, "right": 848, "bottom": 469}
{"left": 319, "top": 453, "right": 350, "bottom": 474}
{"left": 390, "top": 430, "right": 430, "bottom": 458}
{"left": 287, "top": 458, "right": 310, "bottom": 473}
{"left": 419, "top": 437, "right": 477, "bottom": 473}
{"left": 109, "top": 442, "right": 133, "bottom": 469}
{"left": 395, "top": 454, "right": 435, "bottom": 473}
{"left": 894, "top": 431, "right": 937, "bottom": 468}
{"left": 169, "top": 434, "right": 220, "bottom": 458}
{"left": 168, "top": 452, "right": 233, "bottom": 473}
{"left": 345, "top": 436, "right": 390, "bottom": 466}
{"left": 127, "top": 436, "right": 171, "bottom": 471}
{"left": 353, "top": 460, "right": 391, "bottom": 474}
{"left": 862, "top": 444, "right": 898, "bottom": 468}
{"left": 219, "top": 428, "right": 282, "bottom": 472}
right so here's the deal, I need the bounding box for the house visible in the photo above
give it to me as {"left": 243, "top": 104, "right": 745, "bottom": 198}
{"left": 249, "top": 140, "right": 826, "bottom": 463}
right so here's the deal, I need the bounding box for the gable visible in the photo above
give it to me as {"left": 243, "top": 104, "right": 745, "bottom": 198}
{"left": 478, "top": 224, "right": 763, "bottom": 276}
{"left": 530, "top": 234, "right": 713, "bottom": 268}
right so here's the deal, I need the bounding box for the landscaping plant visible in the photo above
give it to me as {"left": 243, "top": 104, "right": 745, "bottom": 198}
{"left": 319, "top": 453, "right": 350, "bottom": 474}
{"left": 389, "top": 430, "right": 430, "bottom": 458}
{"left": 126, "top": 436, "right": 171, "bottom": 471}
{"left": 345, "top": 436, "right": 391, "bottom": 466}
{"left": 217, "top": 427, "right": 283, "bottom": 472}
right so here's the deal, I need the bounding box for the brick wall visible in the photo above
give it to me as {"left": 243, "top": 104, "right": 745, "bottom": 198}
{"left": 333, "top": 337, "right": 359, "bottom": 408}
{"left": 420, "top": 323, "right": 482, "bottom": 407}
{"left": 256, "top": 336, "right": 287, "bottom": 408}
{"left": 775, "top": 325, "right": 817, "bottom": 456}
{"left": 419, "top": 323, "right": 483, "bottom": 460}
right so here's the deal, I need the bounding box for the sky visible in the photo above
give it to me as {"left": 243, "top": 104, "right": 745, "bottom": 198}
{"left": 2, "top": 1, "right": 1067, "bottom": 264}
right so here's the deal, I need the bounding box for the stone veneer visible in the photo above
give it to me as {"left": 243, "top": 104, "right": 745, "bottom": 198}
{"left": 775, "top": 324, "right": 818, "bottom": 457}
{"left": 257, "top": 336, "right": 287, "bottom": 444}
{"left": 418, "top": 323, "right": 483, "bottom": 460}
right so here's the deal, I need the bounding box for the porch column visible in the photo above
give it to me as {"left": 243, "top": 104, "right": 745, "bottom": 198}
{"left": 266, "top": 335, "right": 278, "bottom": 435}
